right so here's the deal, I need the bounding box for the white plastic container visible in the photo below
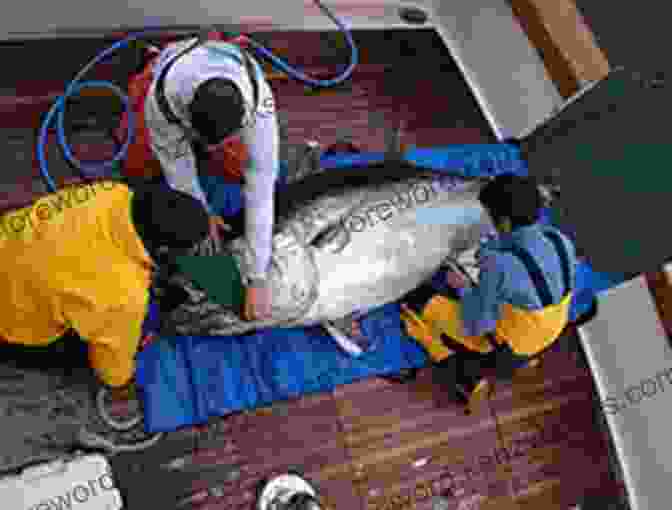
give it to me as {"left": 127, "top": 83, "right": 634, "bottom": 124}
{"left": 0, "top": 454, "right": 123, "bottom": 510}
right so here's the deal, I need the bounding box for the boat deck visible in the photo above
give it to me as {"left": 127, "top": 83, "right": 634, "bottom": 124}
{"left": 0, "top": 28, "right": 623, "bottom": 509}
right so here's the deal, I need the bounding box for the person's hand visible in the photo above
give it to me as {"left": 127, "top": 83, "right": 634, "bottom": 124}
{"left": 445, "top": 270, "right": 468, "bottom": 289}
{"left": 243, "top": 284, "right": 272, "bottom": 321}
{"left": 209, "top": 215, "right": 232, "bottom": 246}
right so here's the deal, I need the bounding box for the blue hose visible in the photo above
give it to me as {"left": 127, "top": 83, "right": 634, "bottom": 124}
{"left": 37, "top": 33, "right": 146, "bottom": 192}
{"left": 247, "top": 0, "right": 358, "bottom": 88}
{"left": 37, "top": 0, "right": 358, "bottom": 193}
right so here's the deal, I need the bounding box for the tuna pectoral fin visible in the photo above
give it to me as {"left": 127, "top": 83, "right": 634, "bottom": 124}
{"left": 322, "top": 321, "right": 364, "bottom": 357}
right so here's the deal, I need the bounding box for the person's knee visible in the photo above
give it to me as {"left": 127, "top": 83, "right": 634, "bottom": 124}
{"left": 91, "top": 354, "right": 135, "bottom": 389}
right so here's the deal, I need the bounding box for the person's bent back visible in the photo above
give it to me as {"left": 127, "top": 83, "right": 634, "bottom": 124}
{"left": 0, "top": 180, "right": 209, "bottom": 388}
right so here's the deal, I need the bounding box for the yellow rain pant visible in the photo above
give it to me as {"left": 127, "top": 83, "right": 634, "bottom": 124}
{"left": 401, "top": 292, "right": 573, "bottom": 362}
{"left": 0, "top": 182, "right": 153, "bottom": 387}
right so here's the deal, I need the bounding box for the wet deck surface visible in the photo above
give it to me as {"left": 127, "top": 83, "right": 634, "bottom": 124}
{"left": 0, "top": 29, "right": 622, "bottom": 509}
{"left": 107, "top": 341, "right": 619, "bottom": 510}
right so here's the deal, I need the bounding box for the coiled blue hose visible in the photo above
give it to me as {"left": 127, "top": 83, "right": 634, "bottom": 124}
{"left": 38, "top": 0, "right": 358, "bottom": 193}
{"left": 37, "top": 38, "right": 141, "bottom": 192}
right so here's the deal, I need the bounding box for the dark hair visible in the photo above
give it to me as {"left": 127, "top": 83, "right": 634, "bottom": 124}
{"left": 188, "top": 78, "right": 246, "bottom": 145}
{"left": 478, "top": 173, "right": 542, "bottom": 229}
{"left": 131, "top": 184, "right": 210, "bottom": 260}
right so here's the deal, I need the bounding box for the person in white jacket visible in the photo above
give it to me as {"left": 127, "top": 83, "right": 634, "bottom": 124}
{"left": 144, "top": 36, "right": 279, "bottom": 321}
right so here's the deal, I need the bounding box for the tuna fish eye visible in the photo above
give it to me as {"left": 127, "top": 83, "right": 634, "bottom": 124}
{"left": 311, "top": 228, "right": 332, "bottom": 247}
{"left": 310, "top": 224, "right": 351, "bottom": 253}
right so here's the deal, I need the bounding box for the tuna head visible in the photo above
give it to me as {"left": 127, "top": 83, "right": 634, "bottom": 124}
{"left": 166, "top": 163, "right": 495, "bottom": 337}
{"left": 295, "top": 168, "right": 494, "bottom": 323}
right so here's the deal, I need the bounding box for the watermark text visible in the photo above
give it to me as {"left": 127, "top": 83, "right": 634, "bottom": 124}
{"left": 0, "top": 181, "right": 118, "bottom": 241}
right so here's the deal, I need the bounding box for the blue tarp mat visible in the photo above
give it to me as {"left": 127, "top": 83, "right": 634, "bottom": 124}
{"left": 136, "top": 144, "right": 626, "bottom": 433}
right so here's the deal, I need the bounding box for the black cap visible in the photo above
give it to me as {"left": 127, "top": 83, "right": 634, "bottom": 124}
{"left": 478, "top": 173, "right": 543, "bottom": 228}
{"left": 189, "top": 78, "right": 247, "bottom": 145}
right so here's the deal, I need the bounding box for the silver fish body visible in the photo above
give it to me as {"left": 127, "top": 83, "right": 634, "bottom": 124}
{"left": 166, "top": 164, "right": 495, "bottom": 336}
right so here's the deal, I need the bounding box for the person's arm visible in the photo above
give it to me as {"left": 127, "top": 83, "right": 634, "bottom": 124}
{"left": 69, "top": 299, "right": 148, "bottom": 388}
{"left": 458, "top": 251, "right": 507, "bottom": 337}
{"left": 240, "top": 84, "right": 279, "bottom": 280}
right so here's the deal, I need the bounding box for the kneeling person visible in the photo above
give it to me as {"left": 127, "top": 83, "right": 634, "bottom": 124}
{"left": 401, "top": 174, "right": 577, "bottom": 399}
{"left": 0, "top": 180, "right": 209, "bottom": 395}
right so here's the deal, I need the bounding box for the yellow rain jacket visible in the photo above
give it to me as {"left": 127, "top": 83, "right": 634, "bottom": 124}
{"left": 0, "top": 181, "right": 153, "bottom": 387}
{"left": 403, "top": 228, "right": 574, "bottom": 362}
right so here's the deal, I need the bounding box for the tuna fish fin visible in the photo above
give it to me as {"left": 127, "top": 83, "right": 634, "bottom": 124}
{"left": 322, "top": 321, "right": 364, "bottom": 357}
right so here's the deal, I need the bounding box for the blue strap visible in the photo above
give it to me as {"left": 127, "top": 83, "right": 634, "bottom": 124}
{"left": 542, "top": 230, "right": 572, "bottom": 296}
{"left": 506, "top": 244, "right": 554, "bottom": 307}
{"left": 504, "top": 231, "right": 572, "bottom": 307}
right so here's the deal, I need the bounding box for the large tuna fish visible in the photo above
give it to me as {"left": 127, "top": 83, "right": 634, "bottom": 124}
{"left": 162, "top": 162, "right": 496, "bottom": 337}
